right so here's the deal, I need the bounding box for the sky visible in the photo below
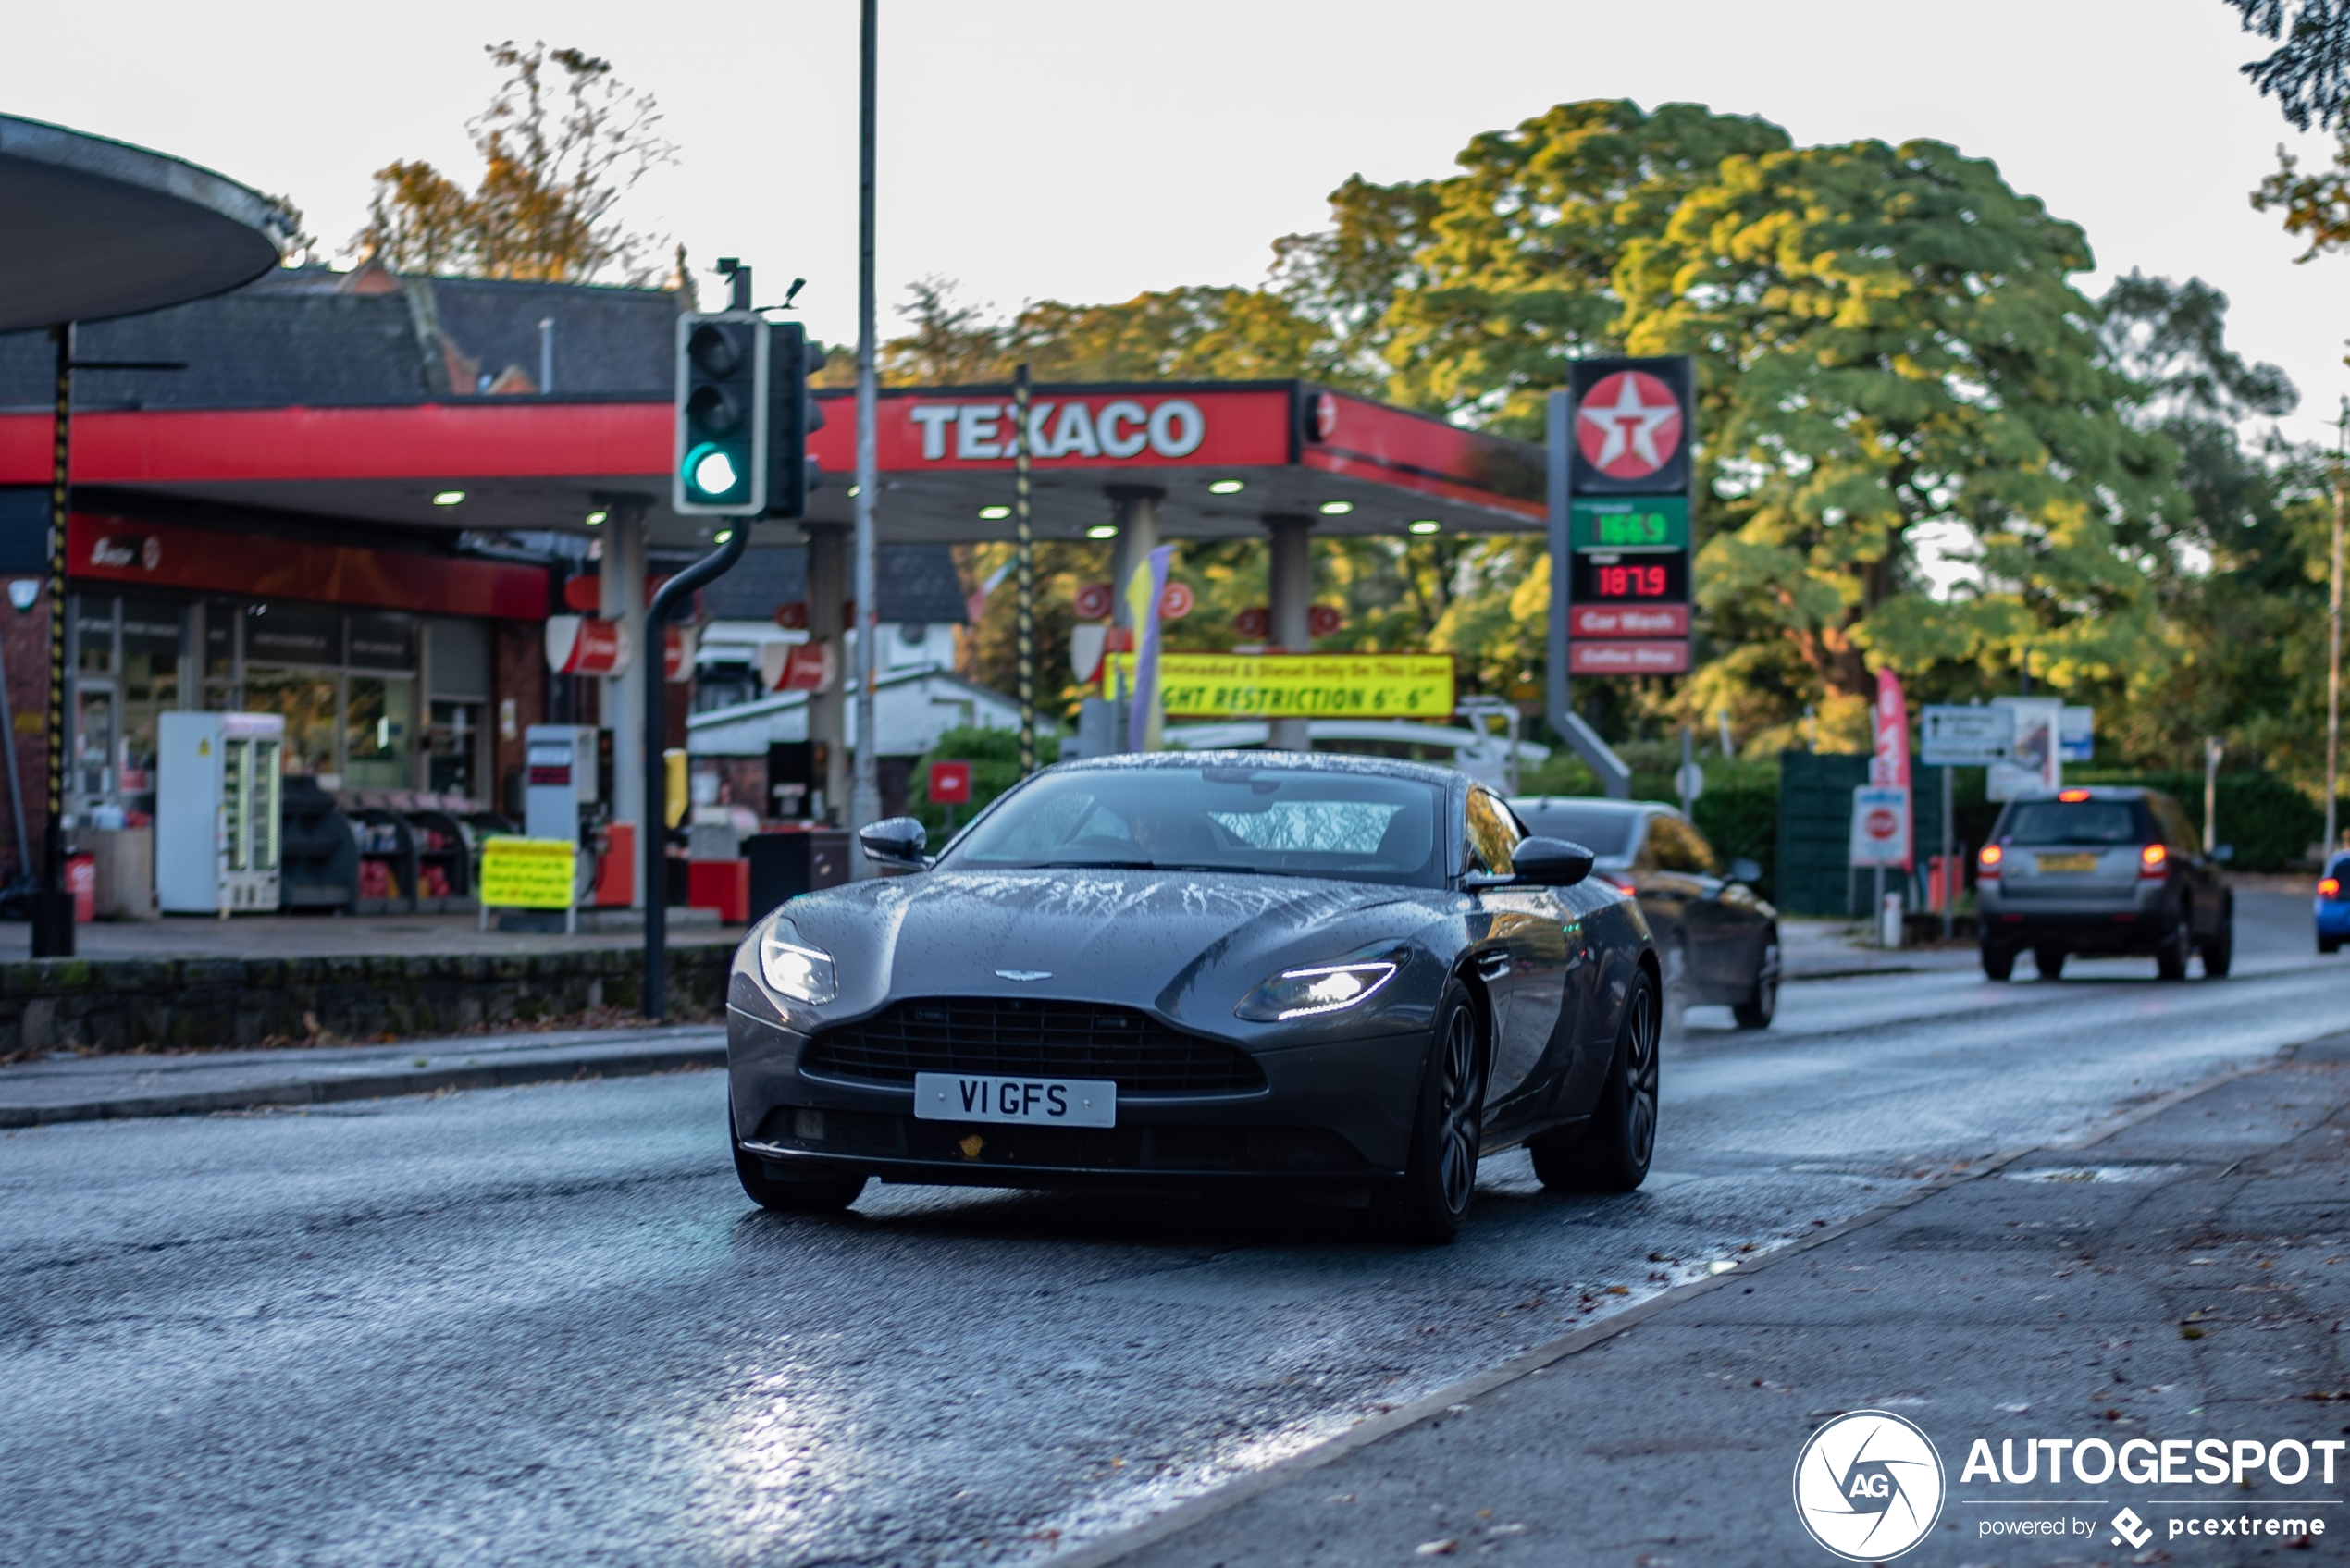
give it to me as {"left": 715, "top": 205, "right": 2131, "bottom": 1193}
{"left": 6, "top": 0, "right": 2345, "bottom": 446}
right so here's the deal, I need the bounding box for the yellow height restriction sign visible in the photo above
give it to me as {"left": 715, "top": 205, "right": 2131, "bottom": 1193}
{"left": 1108, "top": 652, "right": 1456, "bottom": 719}
{"left": 478, "top": 836, "right": 578, "bottom": 910}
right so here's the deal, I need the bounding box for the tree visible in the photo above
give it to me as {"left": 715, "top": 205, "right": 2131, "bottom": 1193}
{"left": 351, "top": 42, "right": 675, "bottom": 284}
{"left": 2228, "top": 0, "right": 2350, "bottom": 131}
{"left": 2254, "top": 127, "right": 2350, "bottom": 260}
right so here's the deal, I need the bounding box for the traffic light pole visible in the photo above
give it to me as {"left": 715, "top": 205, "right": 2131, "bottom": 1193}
{"left": 643, "top": 525, "right": 748, "bottom": 1021}
{"left": 849, "top": 0, "right": 884, "bottom": 865}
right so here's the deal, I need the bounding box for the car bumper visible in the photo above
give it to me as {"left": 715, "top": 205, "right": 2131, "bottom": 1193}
{"left": 1979, "top": 883, "right": 2174, "bottom": 953}
{"left": 726, "top": 1006, "right": 1429, "bottom": 1189}
{"left": 2317, "top": 901, "right": 2350, "bottom": 936}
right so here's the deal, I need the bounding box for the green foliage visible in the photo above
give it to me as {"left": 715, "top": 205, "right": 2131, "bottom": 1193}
{"left": 909, "top": 726, "right": 1059, "bottom": 839}
{"left": 2068, "top": 769, "right": 2324, "bottom": 870}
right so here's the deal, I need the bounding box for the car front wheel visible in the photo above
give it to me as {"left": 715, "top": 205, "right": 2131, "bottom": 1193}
{"left": 730, "top": 1097, "right": 868, "bottom": 1214}
{"left": 1383, "top": 980, "right": 1487, "bottom": 1244}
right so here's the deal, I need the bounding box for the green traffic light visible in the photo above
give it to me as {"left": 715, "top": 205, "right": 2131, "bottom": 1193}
{"left": 684, "top": 442, "right": 743, "bottom": 500}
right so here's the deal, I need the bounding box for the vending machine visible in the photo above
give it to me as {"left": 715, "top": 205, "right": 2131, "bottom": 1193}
{"left": 156, "top": 711, "right": 285, "bottom": 915}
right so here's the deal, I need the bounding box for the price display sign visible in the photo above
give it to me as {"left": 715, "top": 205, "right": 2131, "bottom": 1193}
{"left": 1569, "top": 552, "right": 1689, "bottom": 605}
{"left": 1570, "top": 497, "right": 1688, "bottom": 553}
{"left": 1555, "top": 356, "right": 1697, "bottom": 685}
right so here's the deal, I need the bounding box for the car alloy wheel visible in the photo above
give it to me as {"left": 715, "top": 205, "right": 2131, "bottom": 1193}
{"left": 1386, "top": 980, "right": 1486, "bottom": 1243}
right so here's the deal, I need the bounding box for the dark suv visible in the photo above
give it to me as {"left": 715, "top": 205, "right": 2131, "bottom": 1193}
{"left": 1976, "top": 786, "right": 2232, "bottom": 981}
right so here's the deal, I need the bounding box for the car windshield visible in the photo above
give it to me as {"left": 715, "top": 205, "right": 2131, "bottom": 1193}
{"left": 1509, "top": 803, "right": 1637, "bottom": 858}
{"left": 946, "top": 765, "right": 1448, "bottom": 887}
{"left": 2003, "top": 800, "right": 2145, "bottom": 845}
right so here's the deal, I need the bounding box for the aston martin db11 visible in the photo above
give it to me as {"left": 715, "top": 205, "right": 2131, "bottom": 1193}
{"left": 725, "top": 752, "right": 1661, "bottom": 1241}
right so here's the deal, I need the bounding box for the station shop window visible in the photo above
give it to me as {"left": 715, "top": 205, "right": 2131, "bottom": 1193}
{"left": 66, "top": 595, "right": 190, "bottom": 814}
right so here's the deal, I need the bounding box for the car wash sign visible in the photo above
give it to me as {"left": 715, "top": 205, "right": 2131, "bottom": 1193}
{"left": 1554, "top": 357, "right": 1695, "bottom": 678}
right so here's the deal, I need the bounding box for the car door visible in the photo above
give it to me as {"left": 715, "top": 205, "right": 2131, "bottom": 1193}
{"left": 1464, "top": 785, "right": 1571, "bottom": 1108}
{"left": 1630, "top": 811, "right": 1701, "bottom": 999}
{"left": 1651, "top": 814, "right": 1760, "bottom": 1002}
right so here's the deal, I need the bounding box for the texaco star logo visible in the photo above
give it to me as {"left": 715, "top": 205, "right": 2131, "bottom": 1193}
{"left": 1576, "top": 370, "right": 1685, "bottom": 480}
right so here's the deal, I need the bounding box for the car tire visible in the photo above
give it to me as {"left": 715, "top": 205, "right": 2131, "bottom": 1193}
{"left": 2203, "top": 900, "right": 2232, "bottom": 978}
{"left": 1731, "top": 936, "right": 1777, "bottom": 1031}
{"left": 1981, "top": 944, "right": 2016, "bottom": 982}
{"left": 2034, "top": 947, "right": 2066, "bottom": 981}
{"left": 1530, "top": 967, "right": 1660, "bottom": 1195}
{"left": 1382, "top": 979, "right": 1488, "bottom": 1244}
{"left": 2322, "top": 935, "right": 2342, "bottom": 956}
{"left": 2157, "top": 906, "right": 2193, "bottom": 982}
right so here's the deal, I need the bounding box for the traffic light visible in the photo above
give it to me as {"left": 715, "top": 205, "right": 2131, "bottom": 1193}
{"left": 762, "top": 323, "right": 825, "bottom": 521}
{"left": 674, "top": 312, "right": 769, "bottom": 515}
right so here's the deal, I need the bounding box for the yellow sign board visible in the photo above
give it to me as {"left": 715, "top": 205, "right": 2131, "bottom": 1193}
{"left": 1108, "top": 652, "right": 1456, "bottom": 720}
{"left": 478, "top": 836, "right": 578, "bottom": 910}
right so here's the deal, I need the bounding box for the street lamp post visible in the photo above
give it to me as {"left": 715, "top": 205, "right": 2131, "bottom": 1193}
{"left": 848, "top": 0, "right": 883, "bottom": 859}
{"left": 2330, "top": 401, "right": 2346, "bottom": 858}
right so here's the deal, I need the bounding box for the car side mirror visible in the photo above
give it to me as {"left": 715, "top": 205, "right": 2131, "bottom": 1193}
{"left": 859, "top": 815, "right": 930, "bottom": 869}
{"left": 1505, "top": 835, "right": 1593, "bottom": 888}
{"left": 1727, "top": 857, "right": 1763, "bottom": 885}
{"left": 2213, "top": 843, "right": 2235, "bottom": 864}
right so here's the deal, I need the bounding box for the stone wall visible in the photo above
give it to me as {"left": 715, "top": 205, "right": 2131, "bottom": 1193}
{"left": 1, "top": 945, "right": 733, "bottom": 1060}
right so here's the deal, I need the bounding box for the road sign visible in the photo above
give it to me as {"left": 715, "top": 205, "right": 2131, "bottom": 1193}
{"left": 1233, "top": 606, "right": 1269, "bottom": 639}
{"left": 1988, "top": 697, "right": 2063, "bottom": 800}
{"left": 927, "top": 759, "right": 972, "bottom": 806}
{"left": 1920, "top": 705, "right": 2012, "bottom": 766}
{"left": 1849, "top": 785, "right": 1911, "bottom": 868}
{"left": 1159, "top": 581, "right": 1194, "bottom": 620}
{"left": 1307, "top": 603, "right": 1345, "bottom": 637}
{"left": 1675, "top": 759, "right": 1705, "bottom": 804}
{"left": 1074, "top": 582, "right": 1114, "bottom": 621}
{"left": 2059, "top": 705, "right": 2095, "bottom": 762}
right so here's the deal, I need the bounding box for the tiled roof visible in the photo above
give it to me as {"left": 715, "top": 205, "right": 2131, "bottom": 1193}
{"left": 697, "top": 545, "right": 969, "bottom": 625}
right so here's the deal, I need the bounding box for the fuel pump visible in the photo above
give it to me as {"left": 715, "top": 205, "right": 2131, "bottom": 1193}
{"left": 523, "top": 724, "right": 613, "bottom": 907}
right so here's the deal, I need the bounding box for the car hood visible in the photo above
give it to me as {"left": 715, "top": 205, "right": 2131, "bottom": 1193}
{"left": 772, "top": 867, "right": 1449, "bottom": 1028}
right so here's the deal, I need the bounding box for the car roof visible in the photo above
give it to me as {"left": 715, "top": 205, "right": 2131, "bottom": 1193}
{"left": 1051, "top": 747, "right": 1461, "bottom": 788}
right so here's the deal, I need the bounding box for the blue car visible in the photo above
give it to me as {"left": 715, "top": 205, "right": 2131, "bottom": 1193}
{"left": 2318, "top": 853, "right": 2350, "bottom": 954}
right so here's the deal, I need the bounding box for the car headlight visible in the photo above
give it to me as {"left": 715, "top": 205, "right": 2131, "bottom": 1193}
{"left": 759, "top": 920, "right": 837, "bottom": 1005}
{"left": 1234, "top": 957, "right": 1400, "bottom": 1021}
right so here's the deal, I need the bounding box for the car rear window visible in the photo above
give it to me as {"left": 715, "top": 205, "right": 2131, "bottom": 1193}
{"left": 1508, "top": 803, "right": 1637, "bottom": 857}
{"left": 2000, "top": 799, "right": 2147, "bottom": 846}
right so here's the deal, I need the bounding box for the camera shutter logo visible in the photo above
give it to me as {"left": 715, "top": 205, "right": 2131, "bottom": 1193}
{"left": 1792, "top": 1410, "right": 1946, "bottom": 1561}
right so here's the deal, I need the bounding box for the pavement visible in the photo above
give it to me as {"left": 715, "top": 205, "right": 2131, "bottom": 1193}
{"left": 0, "top": 1024, "right": 724, "bottom": 1127}
{"left": 1088, "top": 1042, "right": 2350, "bottom": 1568}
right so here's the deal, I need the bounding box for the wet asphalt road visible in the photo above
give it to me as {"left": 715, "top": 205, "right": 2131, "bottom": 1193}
{"left": 1, "top": 894, "right": 2342, "bottom": 1568}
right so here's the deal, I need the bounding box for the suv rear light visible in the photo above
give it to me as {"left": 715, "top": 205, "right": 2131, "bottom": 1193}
{"left": 2322, "top": 876, "right": 2342, "bottom": 899}
{"left": 1978, "top": 844, "right": 2002, "bottom": 879}
{"left": 2139, "top": 844, "right": 2168, "bottom": 879}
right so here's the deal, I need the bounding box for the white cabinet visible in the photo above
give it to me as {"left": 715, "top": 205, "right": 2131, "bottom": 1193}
{"left": 157, "top": 712, "right": 285, "bottom": 915}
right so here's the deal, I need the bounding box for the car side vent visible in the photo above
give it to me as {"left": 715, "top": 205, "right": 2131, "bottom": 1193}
{"left": 803, "top": 998, "right": 1266, "bottom": 1095}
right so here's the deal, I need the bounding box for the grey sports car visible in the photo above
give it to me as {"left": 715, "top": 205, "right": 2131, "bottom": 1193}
{"left": 725, "top": 752, "right": 1661, "bottom": 1241}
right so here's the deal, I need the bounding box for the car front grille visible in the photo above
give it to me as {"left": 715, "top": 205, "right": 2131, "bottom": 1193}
{"left": 801, "top": 997, "right": 1266, "bottom": 1095}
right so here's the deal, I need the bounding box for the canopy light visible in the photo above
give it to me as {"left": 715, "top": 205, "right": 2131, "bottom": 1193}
{"left": 1086, "top": 525, "right": 1119, "bottom": 540}
{"left": 431, "top": 490, "right": 465, "bottom": 507}
{"left": 713, "top": 529, "right": 735, "bottom": 544}
{"left": 1207, "top": 479, "right": 1245, "bottom": 495}
{"left": 585, "top": 509, "right": 609, "bottom": 526}
{"left": 1408, "top": 519, "right": 1441, "bottom": 535}
{"left": 847, "top": 485, "right": 860, "bottom": 498}
{"left": 1318, "top": 500, "right": 1354, "bottom": 516}
{"left": 979, "top": 504, "right": 1012, "bottom": 520}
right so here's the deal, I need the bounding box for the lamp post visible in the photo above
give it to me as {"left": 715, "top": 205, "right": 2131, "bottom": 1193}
{"left": 848, "top": 0, "right": 884, "bottom": 858}
{"left": 2330, "top": 400, "right": 2345, "bottom": 858}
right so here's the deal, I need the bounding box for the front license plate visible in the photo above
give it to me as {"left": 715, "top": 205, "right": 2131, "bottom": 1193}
{"left": 912, "top": 1071, "right": 1117, "bottom": 1128}
{"left": 2036, "top": 853, "right": 2099, "bottom": 873}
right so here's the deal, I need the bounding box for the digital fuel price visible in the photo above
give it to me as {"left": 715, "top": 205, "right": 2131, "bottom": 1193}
{"left": 1568, "top": 497, "right": 1688, "bottom": 553}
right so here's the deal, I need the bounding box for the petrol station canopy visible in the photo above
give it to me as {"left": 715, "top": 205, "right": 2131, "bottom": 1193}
{"left": 0, "top": 114, "right": 287, "bottom": 332}
{"left": 0, "top": 281, "right": 1547, "bottom": 548}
